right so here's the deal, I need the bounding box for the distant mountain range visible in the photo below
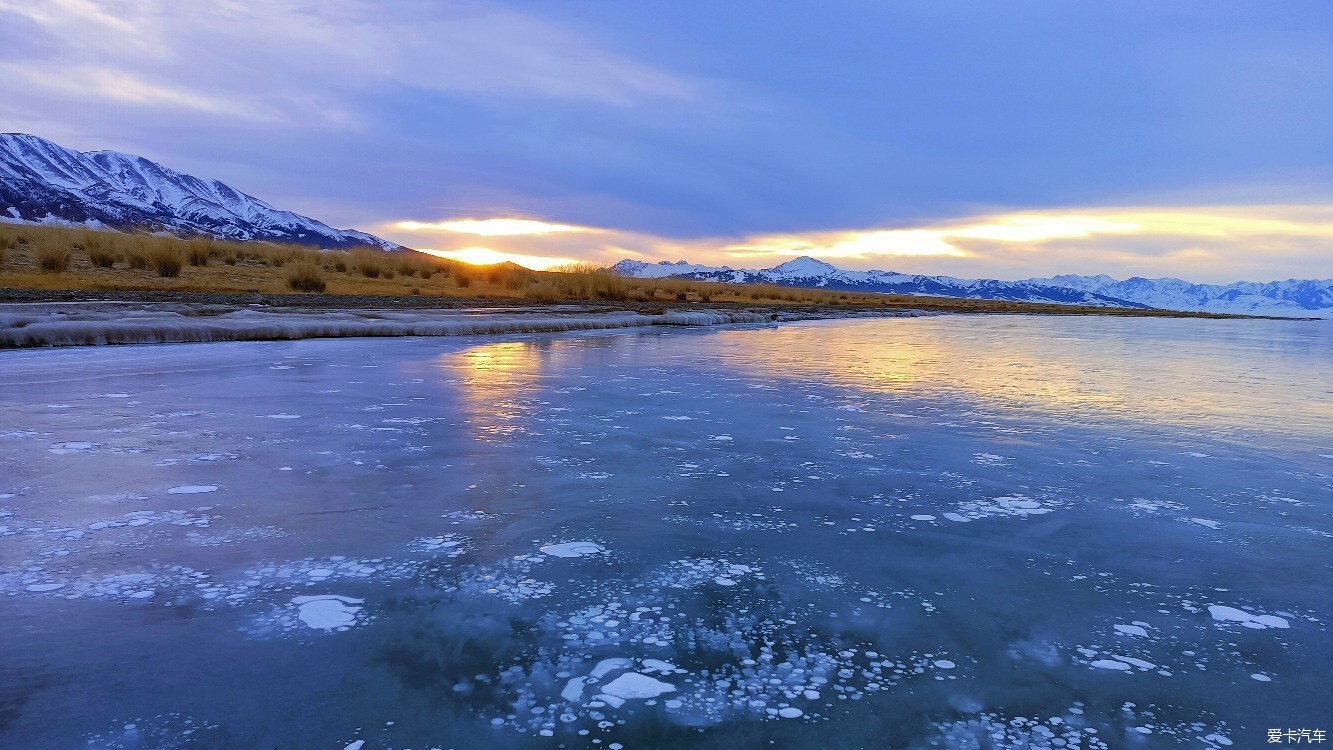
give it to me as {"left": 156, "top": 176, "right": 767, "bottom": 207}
{"left": 0, "top": 133, "right": 402, "bottom": 251}
{"left": 612, "top": 257, "right": 1332, "bottom": 317}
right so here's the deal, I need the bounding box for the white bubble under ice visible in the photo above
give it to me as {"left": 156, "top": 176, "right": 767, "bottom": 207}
{"left": 539, "top": 541, "right": 603, "bottom": 558}
{"left": 293, "top": 595, "right": 365, "bottom": 630}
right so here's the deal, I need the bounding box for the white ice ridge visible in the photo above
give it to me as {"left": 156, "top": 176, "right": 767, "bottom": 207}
{"left": 0, "top": 303, "right": 771, "bottom": 347}
{"left": 0, "top": 303, "right": 925, "bottom": 347}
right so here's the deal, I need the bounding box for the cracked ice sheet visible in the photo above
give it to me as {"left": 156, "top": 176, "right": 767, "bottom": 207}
{"left": 0, "top": 318, "right": 1329, "bottom": 748}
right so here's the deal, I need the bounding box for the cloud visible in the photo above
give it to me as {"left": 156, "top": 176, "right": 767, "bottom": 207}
{"left": 379, "top": 204, "right": 1333, "bottom": 283}
{"left": 2, "top": 63, "right": 281, "bottom": 120}
{"left": 0, "top": 0, "right": 134, "bottom": 33}
{"left": 396, "top": 218, "right": 593, "bottom": 236}
{"left": 727, "top": 230, "right": 969, "bottom": 260}
{"left": 0, "top": 0, "right": 696, "bottom": 132}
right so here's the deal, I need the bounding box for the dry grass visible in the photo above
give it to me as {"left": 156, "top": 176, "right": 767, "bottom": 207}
{"left": 286, "top": 261, "right": 326, "bottom": 293}
{"left": 87, "top": 245, "right": 118, "bottom": 268}
{"left": 36, "top": 239, "right": 72, "bottom": 272}
{"left": 149, "top": 241, "right": 184, "bottom": 278}
{"left": 187, "top": 238, "right": 214, "bottom": 267}
{"left": 0, "top": 224, "right": 1239, "bottom": 318}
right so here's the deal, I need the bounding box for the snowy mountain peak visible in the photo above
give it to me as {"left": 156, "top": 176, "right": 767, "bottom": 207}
{"left": 770, "top": 256, "right": 839, "bottom": 277}
{"left": 0, "top": 133, "right": 403, "bottom": 251}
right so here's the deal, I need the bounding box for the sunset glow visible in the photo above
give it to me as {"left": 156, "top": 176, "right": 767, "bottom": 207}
{"left": 384, "top": 204, "right": 1333, "bottom": 282}
{"left": 419, "top": 246, "right": 579, "bottom": 270}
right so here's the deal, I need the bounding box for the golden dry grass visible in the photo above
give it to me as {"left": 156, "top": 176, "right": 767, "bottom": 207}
{"left": 0, "top": 224, "right": 1238, "bottom": 317}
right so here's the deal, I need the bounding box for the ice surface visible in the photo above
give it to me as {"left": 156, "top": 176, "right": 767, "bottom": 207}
{"left": 0, "top": 316, "right": 1329, "bottom": 748}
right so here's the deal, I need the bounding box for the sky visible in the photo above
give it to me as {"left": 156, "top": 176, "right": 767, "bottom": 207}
{"left": 1, "top": 0, "right": 1331, "bottom": 282}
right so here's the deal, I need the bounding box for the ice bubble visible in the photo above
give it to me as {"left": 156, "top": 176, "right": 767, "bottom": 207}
{"left": 1090, "top": 659, "right": 1132, "bottom": 671}
{"left": 910, "top": 514, "right": 937, "bottom": 521}
{"left": 599, "top": 673, "right": 676, "bottom": 700}
{"left": 168, "top": 485, "right": 218, "bottom": 495}
{"left": 539, "top": 541, "right": 603, "bottom": 558}
{"left": 1207, "top": 605, "right": 1289, "bottom": 630}
{"left": 933, "top": 660, "right": 955, "bottom": 669}
{"left": 1250, "top": 673, "right": 1272, "bottom": 682}
{"left": 264, "top": 414, "right": 302, "bottom": 419}
{"left": 49, "top": 441, "right": 95, "bottom": 454}
{"left": 26, "top": 583, "right": 64, "bottom": 592}
{"left": 1114, "top": 624, "right": 1149, "bottom": 637}
{"left": 293, "top": 595, "right": 364, "bottom": 630}
{"left": 778, "top": 707, "right": 804, "bottom": 718}
{"left": 561, "top": 677, "right": 587, "bottom": 702}
{"left": 589, "top": 658, "right": 633, "bottom": 679}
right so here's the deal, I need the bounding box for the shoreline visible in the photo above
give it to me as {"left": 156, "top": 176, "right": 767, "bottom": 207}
{"left": 0, "top": 288, "right": 1305, "bottom": 349}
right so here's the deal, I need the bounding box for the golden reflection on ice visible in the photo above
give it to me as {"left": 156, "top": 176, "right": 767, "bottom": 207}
{"left": 436, "top": 338, "right": 626, "bottom": 443}
{"left": 440, "top": 341, "right": 549, "bottom": 442}
{"left": 710, "top": 318, "right": 1333, "bottom": 434}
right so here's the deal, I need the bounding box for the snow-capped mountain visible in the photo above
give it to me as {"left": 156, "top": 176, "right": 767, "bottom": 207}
{"left": 611, "top": 257, "right": 1152, "bottom": 309}
{"left": 0, "top": 133, "right": 403, "bottom": 251}
{"left": 1025, "top": 274, "right": 1333, "bottom": 317}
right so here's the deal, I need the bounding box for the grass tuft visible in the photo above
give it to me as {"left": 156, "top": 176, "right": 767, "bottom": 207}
{"left": 286, "top": 261, "right": 327, "bottom": 293}
{"left": 37, "top": 241, "right": 72, "bottom": 272}
{"left": 149, "top": 241, "right": 184, "bottom": 278}
{"left": 187, "top": 239, "right": 212, "bottom": 267}
{"left": 86, "top": 232, "right": 118, "bottom": 268}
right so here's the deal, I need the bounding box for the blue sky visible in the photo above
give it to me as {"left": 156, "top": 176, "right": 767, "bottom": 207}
{"left": 2, "top": 0, "right": 1331, "bottom": 281}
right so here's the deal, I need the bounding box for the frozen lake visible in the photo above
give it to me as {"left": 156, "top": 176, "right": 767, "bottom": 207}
{"left": 1, "top": 315, "right": 1330, "bottom": 749}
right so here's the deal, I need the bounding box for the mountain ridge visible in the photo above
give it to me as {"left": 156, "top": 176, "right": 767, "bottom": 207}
{"left": 0, "top": 133, "right": 403, "bottom": 251}
{"left": 612, "top": 257, "right": 1332, "bottom": 317}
